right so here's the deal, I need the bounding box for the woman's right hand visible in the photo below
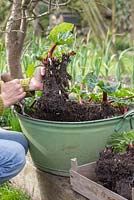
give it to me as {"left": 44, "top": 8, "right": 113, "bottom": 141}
{"left": 1, "top": 79, "right": 26, "bottom": 107}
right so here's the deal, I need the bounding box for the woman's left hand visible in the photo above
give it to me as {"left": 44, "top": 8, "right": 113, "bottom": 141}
{"left": 29, "top": 67, "right": 45, "bottom": 91}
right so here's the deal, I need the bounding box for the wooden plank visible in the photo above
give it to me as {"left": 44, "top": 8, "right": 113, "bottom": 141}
{"left": 70, "top": 170, "right": 127, "bottom": 200}
{"left": 132, "top": 188, "right": 134, "bottom": 200}
{"left": 77, "top": 162, "right": 97, "bottom": 181}
{"left": 71, "top": 158, "right": 97, "bottom": 181}
{"left": 71, "top": 158, "right": 78, "bottom": 171}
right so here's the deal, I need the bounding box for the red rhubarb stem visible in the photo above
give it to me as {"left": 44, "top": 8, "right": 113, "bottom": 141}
{"left": 48, "top": 43, "right": 57, "bottom": 58}
{"left": 102, "top": 91, "right": 108, "bottom": 104}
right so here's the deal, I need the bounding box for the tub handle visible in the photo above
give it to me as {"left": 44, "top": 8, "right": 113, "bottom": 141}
{"left": 115, "top": 109, "right": 134, "bottom": 133}
{"left": 123, "top": 109, "right": 134, "bottom": 119}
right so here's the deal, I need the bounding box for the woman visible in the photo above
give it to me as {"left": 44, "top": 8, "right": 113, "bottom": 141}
{"left": 0, "top": 67, "right": 45, "bottom": 183}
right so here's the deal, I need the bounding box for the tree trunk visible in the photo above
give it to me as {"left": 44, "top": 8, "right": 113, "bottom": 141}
{"left": 130, "top": 0, "right": 134, "bottom": 46}
{"left": 5, "top": 0, "right": 28, "bottom": 79}
{"left": 112, "top": 0, "right": 116, "bottom": 44}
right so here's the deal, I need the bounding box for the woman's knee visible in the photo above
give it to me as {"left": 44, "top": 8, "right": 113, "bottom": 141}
{"left": 0, "top": 140, "right": 26, "bottom": 184}
{"left": 9, "top": 131, "right": 29, "bottom": 153}
{"left": 0, "top": 130, "right": 28, "bottom": 153}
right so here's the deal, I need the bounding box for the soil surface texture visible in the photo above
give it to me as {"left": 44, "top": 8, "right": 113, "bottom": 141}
{"left": 95, "top": 147, "right": 134, "bottom": 200}
{"left": 27, "top": 54, "right": 123, "bottom": 122}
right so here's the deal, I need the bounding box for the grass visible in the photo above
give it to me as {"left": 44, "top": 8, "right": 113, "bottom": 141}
{"left": 0, "top": 183, "right": 31, "bottom": 200}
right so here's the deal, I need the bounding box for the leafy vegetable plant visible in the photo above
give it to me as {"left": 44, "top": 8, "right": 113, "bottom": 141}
{"left": 69, "top": 72, "right": 120, "bottom": 104}
{"left": 69, "top": 69, "right": 134, "bottom": 113}
{"left": 44, "top": 22, "right": 74, "bottom": 60}
{"left": 108, "top": 131, "right": 134, "bottom": 154}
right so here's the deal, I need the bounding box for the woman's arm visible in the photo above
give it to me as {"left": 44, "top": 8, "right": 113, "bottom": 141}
{"left": 0, "top": 67, "right": 45, "bottom": 115}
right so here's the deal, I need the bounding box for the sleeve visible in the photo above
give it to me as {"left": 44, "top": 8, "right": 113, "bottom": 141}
{"left": 0, "top": 96, "right": 4, "bottom": 115}
{"left": 20, "top": 78, "right": 35, "bottom": 97}
{"left": 0, "top": 81, "right": 4, "bottom": 115}
{"left": 0, "top": 78, "right": 30, "bottom": 93}
{"left": 0, "top": 78, "right": 32, "bottom": 116}
{"left": 0, "top": 80, "right": 3, "bottom": 94}
{"left": 20, "top": 78, "right": 30, "bottom": 91}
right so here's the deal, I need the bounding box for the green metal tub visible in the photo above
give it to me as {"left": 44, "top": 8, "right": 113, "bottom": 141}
{"left": 17, "top": 110, "right": 134, "bottom": 176}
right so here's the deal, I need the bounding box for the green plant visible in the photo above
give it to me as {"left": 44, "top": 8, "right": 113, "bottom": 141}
{"left": 8, "top": 109, "right": 22, "bottom": 131}
{"left": 45, "top": 22, "right": 74, "bottom": 59}
{"left": 0, "top": 108, "right": 10, "bottom": 128}
{"left": 70, "top": 85, "right": 89, "bottom": 104}
{"left": 115, "top": 35, "right": 130, "bottom": 50}
{"left": 108, "top": 131, "right": 134, "bottom": 154}
{"left": 97, "top": 80, "right": 119, "bottom": 103}
{"left": 0, "top": 108, "right": 21, "bottom": 131}
{"left": 0, "top": 183, "right": 31, "bottom": 200}
{"left": 68, "top": 71, "right": 119, "bottom": 105}
{"left": 131, "top": 57, "right": 134, "bottom": 88}
{"left": 115, "top": 47, "right": 134, "bottom": 82}
{"left": 68, "top": 68, "right": 134, "bottom": 114}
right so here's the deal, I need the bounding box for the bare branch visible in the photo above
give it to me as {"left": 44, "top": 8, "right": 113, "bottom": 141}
{"left": 1, "top": 30, "right": 25, "bottom": 33}
{"left": 3, "top": 10, "right": 51, "bottom": 23}
{"left": 49, "top": 0, "right": 52, "bottom": 11}
{"left": 28, "top": 10, "right": 50, "bottom": 21}
{"left": 41, "top": 0, "right": 72, "bottom": 6}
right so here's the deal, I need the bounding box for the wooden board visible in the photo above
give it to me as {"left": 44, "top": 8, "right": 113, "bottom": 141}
{"left": 70, "top": 158, "right": 133, "bottom": 200}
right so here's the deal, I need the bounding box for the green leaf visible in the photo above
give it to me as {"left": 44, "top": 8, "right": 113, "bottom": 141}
{"left": 109, "top": 131, "right": 134, "bottom": 153}
{"left": 71, "top": 85, "right": 81, "bottom": 93}
{"left": 83, "top": 72, "right": 98, "bottom": 89}
{"left": 97, "top": 80, "right": 119, "bottom": 94}
{"left": 114, "top": 87, "right": 134, "bottom": 98}
{"left": 48, "top": 22, "right": 74, "bottom": 45}
{"left": 25, "top": 63, "right": 35, "bottom": 78}
{"left": 90, "top": 92, "right": 101, "bottom": 101}
{"left": 119, "top": 47, "right": 133, "bottom": 60}
{"left": 97, "top": 80, "right": 104, "bottom": 88}
{"left": 76, "top": 75, "right": 84, "bottom": 84}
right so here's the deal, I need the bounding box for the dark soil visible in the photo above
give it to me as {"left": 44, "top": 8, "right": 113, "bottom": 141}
{"left": 95, "top": 147, "right": 134, "bottom": 200}
{"left": 30, "top": 100, "right": 122, "bottom": 122}
{"left": 27, "top": 53, "right": 123, "bottom": 122}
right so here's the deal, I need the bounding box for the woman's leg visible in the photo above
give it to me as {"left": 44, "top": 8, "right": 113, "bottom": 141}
{"left": 0, "top": 129, "right": 28, "bottom": 183}
{"left": 0, "top": 139, "right": 26, "bottom": 184}
{"left": 0, "top": 128, "right": 28, "bottom": 153}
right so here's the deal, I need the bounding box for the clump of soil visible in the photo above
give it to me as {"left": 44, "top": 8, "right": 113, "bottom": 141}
{"left": 95, "top": 147, "right": 134, "bottom": 200}
{"left": 27, "top": 53, "right": 123, "bottom": 122}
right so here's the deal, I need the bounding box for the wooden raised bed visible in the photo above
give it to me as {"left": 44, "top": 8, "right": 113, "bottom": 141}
{"left": 70, "top": 158, "right": 134, "bottom": 200}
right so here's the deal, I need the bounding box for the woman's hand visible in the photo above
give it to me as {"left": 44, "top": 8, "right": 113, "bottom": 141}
{"left": 29, "top": 67, "right": 45, "bottom": 91}
{"left": 1, "top": 79, "right": 26, "bottom": 107}
{"left": 1, "top": 66, "right": 45, "bottom": 92}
